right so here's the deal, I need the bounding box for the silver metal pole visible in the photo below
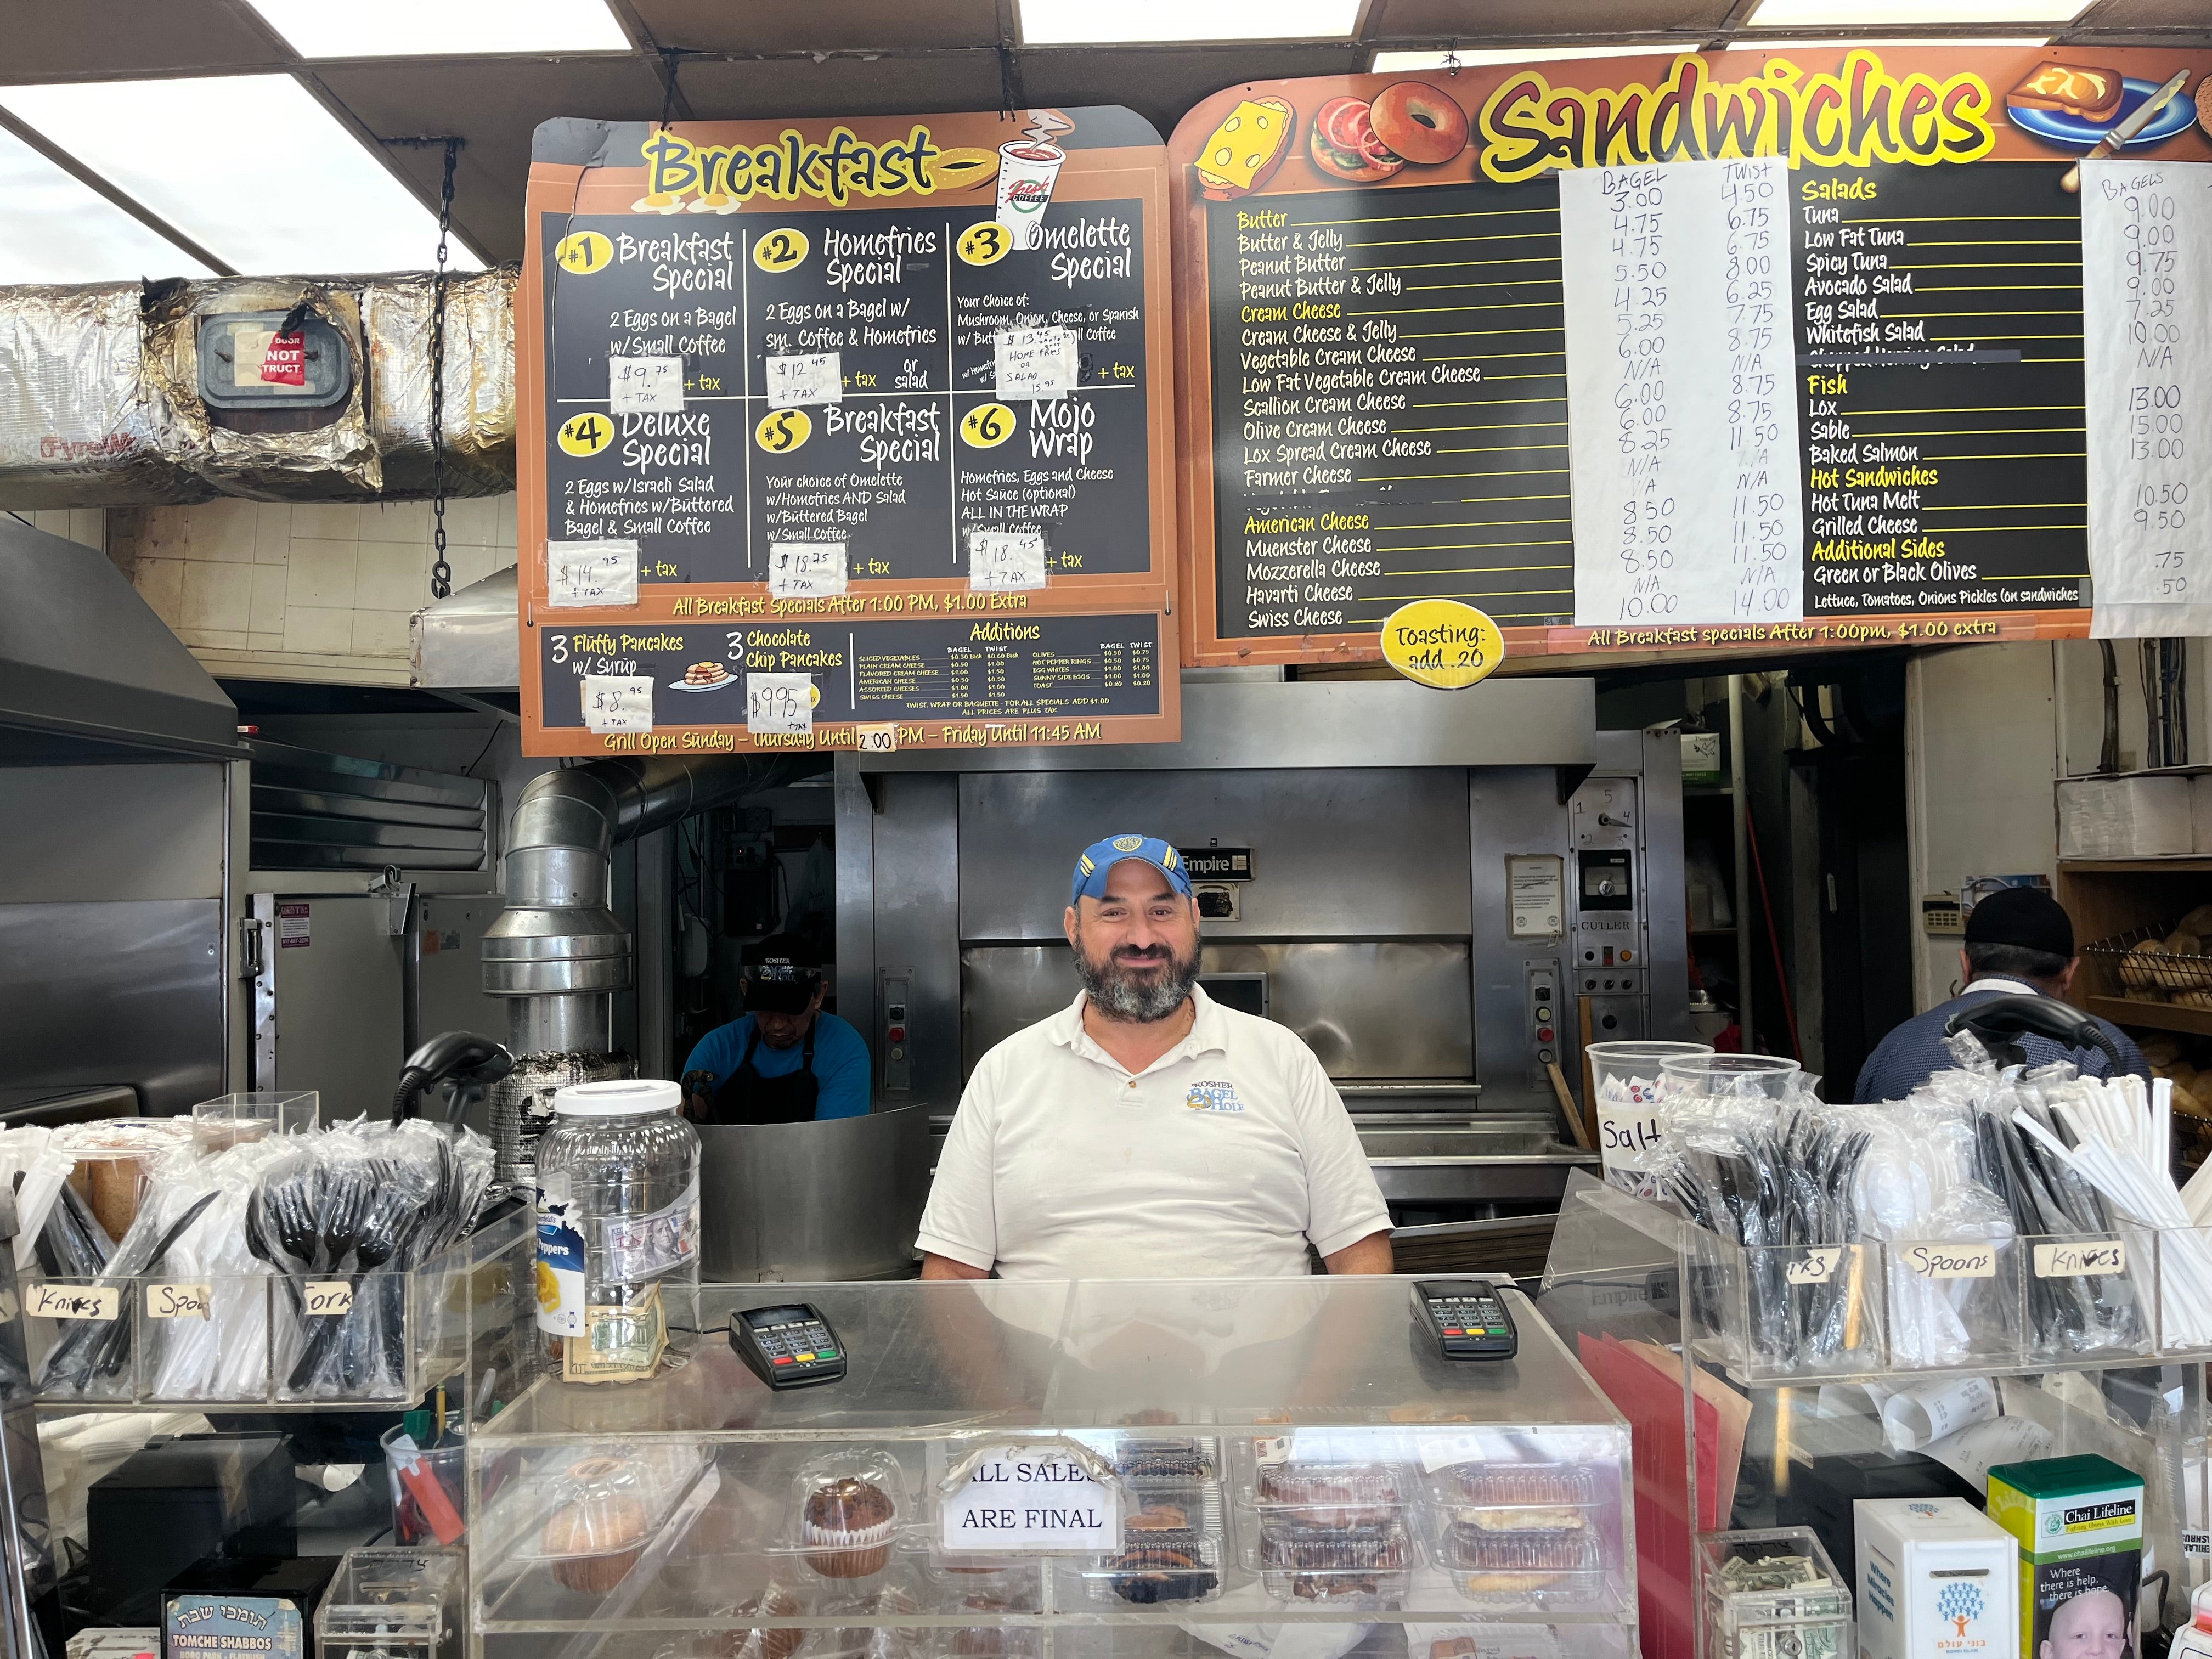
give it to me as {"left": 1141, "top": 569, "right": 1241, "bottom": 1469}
{"left": 1729, "top": 674, "right": 1755, "bottom": 1052}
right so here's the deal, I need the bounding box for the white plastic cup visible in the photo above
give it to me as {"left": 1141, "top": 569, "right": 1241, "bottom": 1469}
{"left": 1585, "top": 1040, "right": 1713, "bottom": 1105}
{"left": 996, "top": 140, "right": 1065, "bottom": 249}
{"left": 1660, "top": 1051, "right": 1804, "bottom": 1100}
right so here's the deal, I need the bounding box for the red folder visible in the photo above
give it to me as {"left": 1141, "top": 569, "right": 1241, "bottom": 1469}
{"left": 1578, "top": 1332, "right": 1718, "bottom": 1659}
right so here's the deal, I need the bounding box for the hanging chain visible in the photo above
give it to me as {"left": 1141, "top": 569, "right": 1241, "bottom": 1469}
{"left": 430, "top": 137, "right": 459, "bottom": 599}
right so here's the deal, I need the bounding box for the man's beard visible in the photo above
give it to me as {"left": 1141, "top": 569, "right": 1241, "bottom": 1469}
{"left": 1073, "top": 931, "right": 1201, "bottom": 1023}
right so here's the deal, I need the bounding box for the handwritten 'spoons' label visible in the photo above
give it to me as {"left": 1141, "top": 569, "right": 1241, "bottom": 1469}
{"left": 146, "top": 1283, "right": 212, "bottom": 1320}
{"left": 1904, "top": 1243, "right": 1996, "bottom": 1280}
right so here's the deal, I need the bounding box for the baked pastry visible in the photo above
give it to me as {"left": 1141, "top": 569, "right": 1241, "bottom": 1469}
{"left": 2008, "top": 62, "right": 2124, "bottom": 120}
{"left": 803, "top": 1477, "right": 896, "bottom": 1577}
{"left": 1454, "top": 1505, "right": 1588, "bottom": 1536}
{"left": 543, "top": 1489, "right": 648, "bottom": 1591}
{"left": 1127, "top": 1504, "right": 1189, "bottom": 1531}
{"left": 726, "top": 1585, "right": 805, "bottom": 1659}
{"left": 1108, "top": 1540, "right": 1217, "bottom": 1604}
{"left": 1118, "top": 1441, "right": 1209, "bottom": 1481}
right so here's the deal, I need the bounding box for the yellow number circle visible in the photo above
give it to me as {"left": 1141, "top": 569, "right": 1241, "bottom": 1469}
{"left": 553, "top": 231, "right": 612, "bottom": 275}
{"left": 961, "top": 402, "right": 1016, "bottom": 448}
{"left": 753, "top": 228, "right": 810, "bottom": 272}
{"left": 755, "top": 408, "right": 812, "bottom": 454}
{"left": 557, "top": 411, "right": 614, "bottom": 458}
{"left": 1380, "top": 600, "right": 1505, "bottom": 690}
{"left": 958, "top": 222, "right": 1012, "bottom": 267}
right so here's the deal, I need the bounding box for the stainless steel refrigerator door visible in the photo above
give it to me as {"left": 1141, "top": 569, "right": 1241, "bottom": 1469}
{"left": 250, "top": 893, "right": 405, "bottom": 1122}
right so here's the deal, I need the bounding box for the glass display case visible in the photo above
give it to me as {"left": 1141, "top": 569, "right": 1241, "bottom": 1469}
{"left": 468, "top": 1277, "right": 1638, "bottom": 1659}
{"left": 1540, "top": 1172, "right": 2209, "bottom": 1659}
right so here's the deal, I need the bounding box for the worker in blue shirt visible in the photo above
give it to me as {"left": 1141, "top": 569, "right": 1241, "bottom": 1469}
{"left": 680, "top": 934, "right": 871, "bottom": 1123}
{"left": 1854, "top": 886, "right": 2149, "bottom": 1103}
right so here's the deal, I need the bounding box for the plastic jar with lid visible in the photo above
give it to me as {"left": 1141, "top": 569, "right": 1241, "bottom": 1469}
{"left": 535, "top": 1079, "right": 700, "bottom": 1380}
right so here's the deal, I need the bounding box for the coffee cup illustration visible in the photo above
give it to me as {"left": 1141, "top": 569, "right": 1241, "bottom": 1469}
{"left": 996, "top": 139, "right": 1065, "bottom": 248}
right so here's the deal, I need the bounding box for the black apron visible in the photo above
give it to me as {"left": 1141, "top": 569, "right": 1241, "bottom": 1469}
{"left": 710, "top": 1022, "right": 819, "bottom": 1125}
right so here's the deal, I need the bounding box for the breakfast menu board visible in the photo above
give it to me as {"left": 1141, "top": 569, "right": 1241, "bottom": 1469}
{"left": 518, "top": 107, "right": 1180, "bottom": 755}
{"left": 1171, "top": 48, "right": 2212, "bottom": 668}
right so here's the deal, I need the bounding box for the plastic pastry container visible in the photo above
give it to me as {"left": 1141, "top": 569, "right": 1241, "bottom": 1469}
{"left": 1113, "top": 1436, "right": 1220, "bottom": 1485}
{"left": 522, "top": 1456, "right": 668, "bottom": 1592}
{"left": 1433, "top": 1519, "right": 1606, "bottom": 1604}
{"left": 1254, "top": 1518, "right": 1414, "bottom": 1602}
{"left": 1080, "top": 1529, "right": 1224, "bottom": 1605}
{"left": 1425, "top": 1463, "right": 1600, "bottom": 1512}
{"left": 1251, "top": 1460, "right": 1415, "bottom": 1530}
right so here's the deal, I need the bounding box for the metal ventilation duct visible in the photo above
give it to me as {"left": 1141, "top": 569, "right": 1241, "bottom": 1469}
{"left": 0, "top": 269, "right": 516, "bottom": 508}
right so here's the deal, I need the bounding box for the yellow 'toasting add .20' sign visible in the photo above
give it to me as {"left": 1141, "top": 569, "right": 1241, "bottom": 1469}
{"left": 1380, "top": 601, "right": 1504, "bottom": 690}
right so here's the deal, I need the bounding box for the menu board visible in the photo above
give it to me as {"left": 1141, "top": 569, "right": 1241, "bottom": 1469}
{"left": 1172, "top": 48, "right": 2212, "bottom": 668}
{"left": 518, "top": 106, "right": 1179, "bottom": 755}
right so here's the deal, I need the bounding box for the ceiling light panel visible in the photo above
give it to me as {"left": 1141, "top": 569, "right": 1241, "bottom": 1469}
{"left": 243, "top": 0, "right": 631, "bottom": 59}
{"left": 1748, "top": 0, "right": 2090, "bottom": 25}
{"left": 1020, "top": 0, "right": 1361, "bottom": 45}
{"left": 0, "top": 123, "right": 214, "bottom": 283}
{"left": 1719, "top": 34, "right": 2052, "bottom": 44}
{"left": 0, "top": 76, "right": 483, "bottom": 275}
{"left": 1372, "top": 46, "right": 1683, "bottom": 69}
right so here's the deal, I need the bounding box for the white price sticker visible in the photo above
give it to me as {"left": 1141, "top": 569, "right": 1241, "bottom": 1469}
{"left": 766, "top": 351, "right": 842, "bottom": 408}
{"left": 609, "top": 354, "right": 685, "bottom": 413}
{"left": 582, "top": 675, "right": 654, "bottom": 734}
{"left": 1417, "top": 1432, "right": 1492, "bottom": 1474}
{"left": 995, "top": 326, "right": 1079, "bottom": 400}
{"left": 2033, "top": 1240, "right": 2126, "bottom": 1277}
{"left": 768, "top": 541, "right": 848, "bottom": 600}
{"left": 29, "top": 1284, "right": 117, "bottom": 1321}
{"left": 856, "top": 723, "right": 898, "bottom": 754}
{"left": 546, "top": 539, "right": 640, "bottom": 608}
{"left": 940, "top": 1450, "right": 1120, "bottom": 1553}
{"left": 146, "top": 1282, "right": 212, "bottom": 1320}
{"left": 1901, "top": 1242, "right": 1997, "bottom": 1280}
{"left": 747, "top": 672, "right": 815, "bottom": 735}
{"left": 970, "top": 529, "right": 1047, "bottom": 591}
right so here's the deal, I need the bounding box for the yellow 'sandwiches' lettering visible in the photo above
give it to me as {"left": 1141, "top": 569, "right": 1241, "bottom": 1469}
{"left": 642, "top": 125, "right": 944, "bottom": 207}
{"left": 1477, "top": 52, "right": 1995, "bottom": 183}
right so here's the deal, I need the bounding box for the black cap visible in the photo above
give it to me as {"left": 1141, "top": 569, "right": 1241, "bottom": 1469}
{"left": 1965, "top": 885, "right": 2074, "bottom": 958}
{"left": 742, "top": 933, "right": 822, "bottom": 1013}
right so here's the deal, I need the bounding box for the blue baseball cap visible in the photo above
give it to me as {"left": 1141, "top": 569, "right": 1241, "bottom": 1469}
{"left": 1070, "top": 834, "right": 1193, "bottom": 905}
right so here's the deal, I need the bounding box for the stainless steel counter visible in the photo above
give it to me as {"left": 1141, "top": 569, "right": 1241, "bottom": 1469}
{"left": 1354, "top": 1111, "right": 1598, "bottom": 1206}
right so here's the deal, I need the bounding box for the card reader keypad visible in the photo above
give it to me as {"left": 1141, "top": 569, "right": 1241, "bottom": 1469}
{"left": 1430, "top": 1293, "right": 1508, "bottom": 1339}
{"left": 754, "top": 1317, "right": 839, "bottom": 1370}
{"left": 1417, "top": 1280, "right": 1518, "bottom": 1359}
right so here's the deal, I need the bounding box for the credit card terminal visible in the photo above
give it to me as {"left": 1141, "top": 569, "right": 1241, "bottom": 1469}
{"left": 1413, "top": 1279, "right": 1519, "bottom": 1361}
{"left": 729, "top": 1302, "right": 847, "bottom": 1389}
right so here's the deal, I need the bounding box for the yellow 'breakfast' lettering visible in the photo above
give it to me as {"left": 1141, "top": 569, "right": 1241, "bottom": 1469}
{"left": 643, "top": 125, "right": 944, "bottom": 207}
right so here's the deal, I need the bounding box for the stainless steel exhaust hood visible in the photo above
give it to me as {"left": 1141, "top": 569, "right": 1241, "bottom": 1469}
{"left": 0, "top": 516, "right": 242, "bottom": 763}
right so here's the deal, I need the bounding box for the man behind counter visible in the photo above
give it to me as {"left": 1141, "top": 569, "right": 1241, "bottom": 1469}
{"left": 917, "top": 833, "right": 1394, "bottom": 1280}
{"left": 1854, "top": 885, "right": 2149, "bottom": 1102}
{"left": 681, "top": 934, "right": 871, "bottom": 1124}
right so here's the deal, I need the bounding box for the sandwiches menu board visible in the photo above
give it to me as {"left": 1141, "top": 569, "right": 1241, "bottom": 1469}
{"left": 1169, "top": 48, "right": 2212, "bottom": 668}
{"left": 518, "top": 106, "right": 1178, "bottom": 755}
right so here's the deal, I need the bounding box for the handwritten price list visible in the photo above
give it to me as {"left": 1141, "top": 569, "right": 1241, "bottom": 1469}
{"left": 1206, "top": 179, "right": 1576, "bottom": 637}
{"left": 538, "top": 613, "right": 1164, "bottom": 736}
{"left": 1561, "top": 156, "right": 1803, "bottom": 627}
{"left": 542, "top": 204, "right": 1153, "bottom": 587}
{"left": 2084, "top": 159, "right": 2212, "bottom": 634}
{"left": 1791, "top": 161, "right": 2089, "bottom": 618}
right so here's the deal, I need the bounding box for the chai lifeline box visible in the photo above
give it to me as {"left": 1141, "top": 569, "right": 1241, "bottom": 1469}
{"left": 1854, "top": 1498, "right": 2018, "bottom": 1659}
{"left": 1985, "top": 1455, "right": 2144, "bottom": 1659}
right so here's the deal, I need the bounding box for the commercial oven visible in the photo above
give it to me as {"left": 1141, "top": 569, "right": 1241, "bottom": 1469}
{"left": 833, "top": 676, "right": 1688, "bottom": 1216}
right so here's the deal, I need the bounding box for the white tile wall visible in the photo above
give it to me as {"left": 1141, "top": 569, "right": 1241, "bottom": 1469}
{"left": 116, "top": 494, "right": 520, "bottom": 684}
{"left": 14, "top": 510, "right": 105, "bottom": 552}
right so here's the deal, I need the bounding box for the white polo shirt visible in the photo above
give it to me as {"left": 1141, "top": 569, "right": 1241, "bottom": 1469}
{"left": 916, "top": 985, "right": 1391, "bottom": 1279}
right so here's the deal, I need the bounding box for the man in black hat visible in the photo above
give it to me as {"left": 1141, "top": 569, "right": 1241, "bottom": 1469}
{"left": 1853, "top": 885, "right": 2149, "bottom": 1102}
{"left": 679, "top": 933, "right": 872, "bottom": 1124}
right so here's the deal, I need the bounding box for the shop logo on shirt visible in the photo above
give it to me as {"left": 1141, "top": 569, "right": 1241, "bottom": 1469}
{"left": 1186, "top": 1080, "right": 1244, "bottom": 1113}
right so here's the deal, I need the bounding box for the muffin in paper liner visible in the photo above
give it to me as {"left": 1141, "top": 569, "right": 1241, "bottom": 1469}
{"left": 791, "top": 1448, "right": 907, "bottom": 1580}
